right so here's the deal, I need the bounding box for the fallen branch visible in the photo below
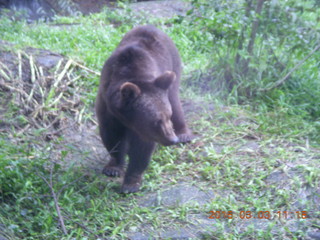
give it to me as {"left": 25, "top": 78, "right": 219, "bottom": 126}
{"left": 36, "top": 164, "right": 68, "bottom": 235}
{"left": 45, "top": 121, "right": 77, "bottom": 136}
{"left": 260, "top": 43, "right": 320, "bottom": 92}
{"left": 61, "top": 210, "right": 105, "bottom": 239}
{"left": 72, "top": 60, "right": 100, "bottom": 76}
{"left": 0, "top": 80, "right": 31, "bottom": 100}
{"left": 0, "top": 61, "right": 13, "bottom": 81}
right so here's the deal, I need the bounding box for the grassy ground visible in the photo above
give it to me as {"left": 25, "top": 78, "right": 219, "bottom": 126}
{"left": 0, "top": 2, "right": 319, "bottom": 240}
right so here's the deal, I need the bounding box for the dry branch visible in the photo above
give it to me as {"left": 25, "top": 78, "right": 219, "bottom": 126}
{"left": 18, "top": 51, "right": 22, "bottom": 81}
{"left": 260, "top": 43, "right": 320, "bottom": 92}
{"left": 62, "top": 209, "right": 104, "bottom": 239}
{"left": 36, "top": 165, "right": 68, "bottom": 235}
{"left": 72, "top": 60, "right": 100, "bottom": 76}
{"left": 0, "top": 51, "right": 99, "bottom": 137}
{"left": 0, "top": 60, "right": 12, "bottom": 80}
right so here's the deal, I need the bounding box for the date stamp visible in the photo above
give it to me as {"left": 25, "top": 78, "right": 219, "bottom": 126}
{"left": 208, "top": 211, "right": 308, "bottom": 220}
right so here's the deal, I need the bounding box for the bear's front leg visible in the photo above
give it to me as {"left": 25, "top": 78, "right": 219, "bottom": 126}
{"left": 169, "top": 92, "right": 195, "bottom": 143}
{"left": 98, "top": 114, "right": 127, "bottom": 178}
{"left": 121, "top": 132, "right": 156, "bottom": 193}
{"left": 102, "top": 136, "right": 127, "bottom": 177}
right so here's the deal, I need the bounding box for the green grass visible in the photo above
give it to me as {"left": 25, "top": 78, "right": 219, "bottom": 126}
{"left": 0, "top": 7, "right": 210, "bottom": 82}
{"left": 1, "top": 1, "right": 320, "bottom": 239}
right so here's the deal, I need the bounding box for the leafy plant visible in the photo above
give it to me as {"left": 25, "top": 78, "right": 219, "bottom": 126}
{"left": 183, "top": 0, "right": 320, "bottom": 141}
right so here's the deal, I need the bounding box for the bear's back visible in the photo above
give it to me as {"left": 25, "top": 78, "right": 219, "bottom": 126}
{"left": 99, "top": 25, "right": 182, "bottom": 101}
{"left": 118, "top": 25, "right": 181, "bottom": 74}
{"left": 119, "top": 25, "right": 170, "bottom": 51}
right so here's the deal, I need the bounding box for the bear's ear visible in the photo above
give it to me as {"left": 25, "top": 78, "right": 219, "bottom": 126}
{"left": 154, "top": 71, "right": 176, "bottom": 90}
{"left": 120, "top": 82, "right": 141, "bottom": 101}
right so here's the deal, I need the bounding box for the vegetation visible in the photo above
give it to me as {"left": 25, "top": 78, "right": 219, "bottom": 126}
{"left": 183, "top": 0, "right": 320, "bottom": 141}
{"left": 0, "top": 0, "right": 319, "bottom": 239}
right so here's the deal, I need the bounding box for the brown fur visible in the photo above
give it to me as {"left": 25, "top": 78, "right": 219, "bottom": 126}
{"left": 96, "top": 25, "right": 193, "bottom": 193}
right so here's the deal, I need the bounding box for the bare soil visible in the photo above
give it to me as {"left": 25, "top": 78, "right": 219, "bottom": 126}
{"left": 0, "top": 0, "right": 189, "bottom": 21}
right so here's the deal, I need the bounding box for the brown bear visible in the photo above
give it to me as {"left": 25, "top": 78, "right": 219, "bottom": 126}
{"left": 95, "top": 25, "right": 193, "bottom": 193}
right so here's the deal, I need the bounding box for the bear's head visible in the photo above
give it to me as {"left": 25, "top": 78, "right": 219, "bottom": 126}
{"left": 112, "top": 71, "right": 179, "bottom": 146}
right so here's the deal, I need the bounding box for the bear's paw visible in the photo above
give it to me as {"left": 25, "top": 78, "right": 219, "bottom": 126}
{"left": 177, "top": 133, "right": 196, "bottom": 143}
{"left": 102, "top": 165, "right": 124, "bottom": 177}
{"left": 121, "top": 182, "right": 141, "bottom": 194}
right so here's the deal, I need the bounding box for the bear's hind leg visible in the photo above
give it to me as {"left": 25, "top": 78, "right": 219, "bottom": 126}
{"left": 121, "top": 132, "right": 156, "bottom": 193}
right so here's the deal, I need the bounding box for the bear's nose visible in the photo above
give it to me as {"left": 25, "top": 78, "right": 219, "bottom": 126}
{"left": 165, "top": 136, "right": 179, "bottom": 146}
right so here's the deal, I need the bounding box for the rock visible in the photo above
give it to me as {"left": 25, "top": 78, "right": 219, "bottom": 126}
{"left": 160, "top": 227, "right": 198, "bottom": 239}
{"left": 309, "top": 231, "right": 320, "bottom": 240}
{"left": 239, "top": 141, "right": 260, "bottom": 152}
{"left": 128, "top": 232, "right": 150, "bottom": 240}
{"left": 264, "top": 171, "right": 289, "bottom": 185}
{"left": 36, "top": 54, "right": 63, "bottom": 68}
{"left": 128, "top": 224, "right": 214, "bottom": 240}
{"left": 140, "top": 184, "right": 215, "bottom": 207}
{"left": 130, "top": 0, "right": 191, "bottom": 19}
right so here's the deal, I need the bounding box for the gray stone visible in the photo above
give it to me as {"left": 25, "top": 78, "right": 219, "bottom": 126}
{"left": 140, "top": 184, "right": 215, "bottom": 207}
{"left": 239, "top": 141, "right": 260, "bottom": 152}
{"left": 308, "top": 231, "right": 320, "bottom": 240}
{"left": 36, "top": 54, "right": 63, "bottom": 68}
{"left": 265, "top": 171, "right": 289, "bottom": 184}
{"left": 130, "top": 0, "right": 191, "bottom": 19}
{"left": 160, "top": 227, "right": 198, "bottom": 239}
{"left": 128, "top": 232, "right": 150, "bottom": 240}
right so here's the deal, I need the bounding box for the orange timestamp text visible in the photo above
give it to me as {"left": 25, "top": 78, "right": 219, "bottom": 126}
{"left": 208, "top": 211, "right": 308, "bottom": 220}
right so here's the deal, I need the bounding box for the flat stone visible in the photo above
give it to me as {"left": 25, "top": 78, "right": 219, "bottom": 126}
{"left": 308, "top": 231, "right": 320, "bottom": 240}
{"left": 160, "top": 227, "right": 198, "bottom": 239}
{"left": 36, "top": 54, "right": 63, "bottom": 68}
{"left": 128, "top": 232, "right": 150, "bottom": 240}
{"left": 239, "top": 141, "right": 260, "bottom": 152}
{"left": 265, "top": 171, "right": 289, "bottom": 184}
{"left": 140, "top": 184, "right": 215, "bottom": 207}
{"left": 130, "top": 0, "right": 191, "bottom": 18}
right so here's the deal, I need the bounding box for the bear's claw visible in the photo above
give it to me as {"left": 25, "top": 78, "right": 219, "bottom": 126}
{"left": 177, "top": 133, "right": 196, "bottom": 143}
{"left": 102, "top": 165, "right": 124, "bottom": 177}
{"left": 121, "top": 182, "right": 141, "bottom": 194}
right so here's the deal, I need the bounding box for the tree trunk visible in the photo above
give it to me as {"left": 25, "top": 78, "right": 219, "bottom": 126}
{"left": 235, "top": 0, "right": 253, "bottom": 65}
{"left": 243, "top": 0, "right": 265, "bottom": 74}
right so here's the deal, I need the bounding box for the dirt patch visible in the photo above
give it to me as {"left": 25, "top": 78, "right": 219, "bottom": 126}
{"left": 0, "top": 41, "right": 93, "bottom": 140}
{"left": 72, "top": 0, "right": 115, "bottom": 14}
{"left": 0, "top": 0, "right": 116, "bottom": 20}
{"left": 129, "top": 0, "right": 190, "bottom": 19}
{"left": 0, "top": 0, "right": 189, "bottom": 21}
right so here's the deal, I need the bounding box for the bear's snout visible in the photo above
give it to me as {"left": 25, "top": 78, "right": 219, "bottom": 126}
{"left": 161, "top": 135, "right": 179, "bottom": 146}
